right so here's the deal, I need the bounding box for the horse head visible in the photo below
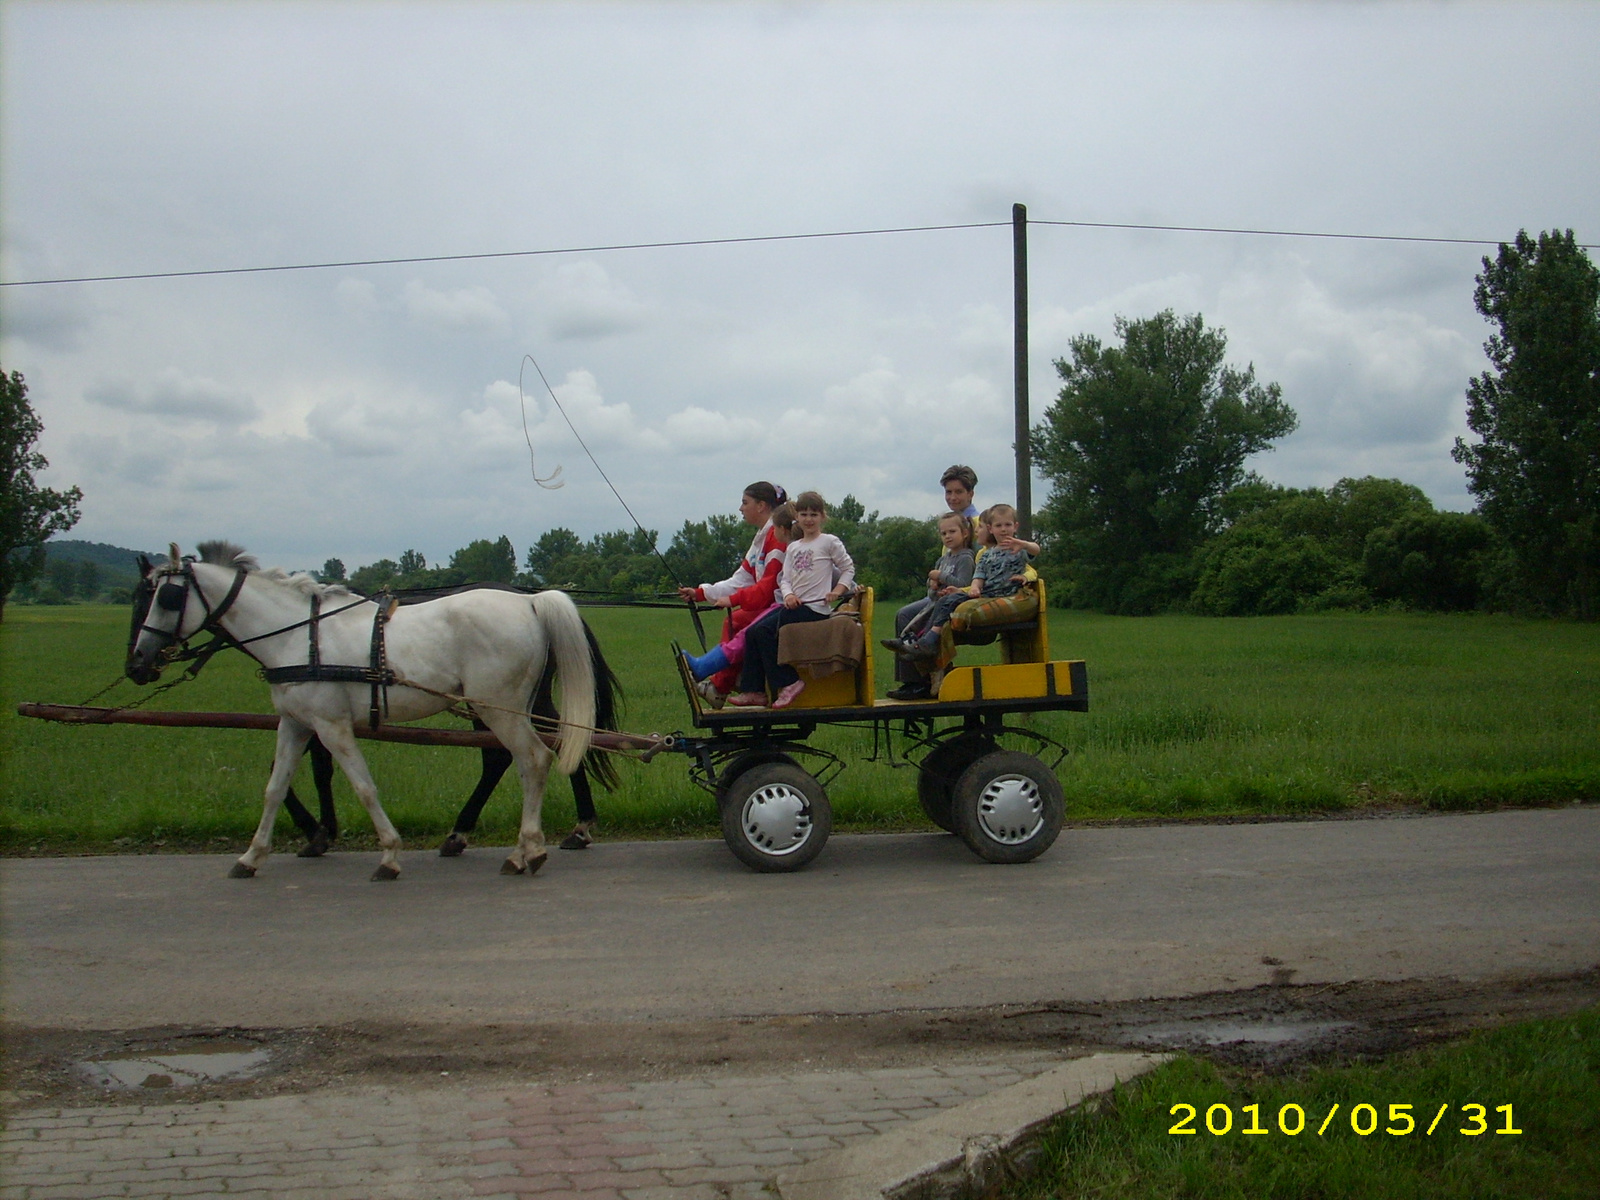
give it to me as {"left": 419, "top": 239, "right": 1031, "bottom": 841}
{"left": 125, "top": 544, "right": 197, "bottom": 684}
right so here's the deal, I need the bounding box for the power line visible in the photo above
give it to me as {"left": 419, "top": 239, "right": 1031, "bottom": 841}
{"left": 3, "top": 217, "right": 1592, "bottom": 288}
{"left": 0, "top": 222, "right": 1006, "bottom": 287}
{"left": 1030, "top": 218, "right": 1598, "bottom": 250}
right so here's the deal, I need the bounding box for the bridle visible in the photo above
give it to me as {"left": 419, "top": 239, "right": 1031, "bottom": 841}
{"left": 129, "top": 560, "right": 250, "bottom": 678}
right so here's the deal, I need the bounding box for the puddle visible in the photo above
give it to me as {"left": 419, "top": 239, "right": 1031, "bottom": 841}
{"left": 1129, "top": 1019, "right": 1355, "bottom": 1048}
{"left": 75, "top": 1045, "right": 272, "bottom": 1091}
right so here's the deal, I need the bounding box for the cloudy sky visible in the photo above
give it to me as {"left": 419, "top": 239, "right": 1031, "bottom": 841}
{"left": 4, "top": 1, "right": 1598, "bottom": 573}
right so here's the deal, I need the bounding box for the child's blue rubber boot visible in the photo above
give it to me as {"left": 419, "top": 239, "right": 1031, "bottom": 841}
{"left": 684, "top": 644, "right": 730, "bottom": 680}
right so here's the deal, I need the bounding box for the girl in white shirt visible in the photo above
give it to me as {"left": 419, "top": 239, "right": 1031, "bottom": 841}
{"left": 729, "top": 491, "right": 855, "bottom": 709}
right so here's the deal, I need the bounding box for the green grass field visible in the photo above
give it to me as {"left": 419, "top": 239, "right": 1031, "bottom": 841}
{"left": 2, "top": 603, "right": 1597, "bottom": 852}
{"left": 1009, "top": 1007, "right": 1600, "bottom": 1199}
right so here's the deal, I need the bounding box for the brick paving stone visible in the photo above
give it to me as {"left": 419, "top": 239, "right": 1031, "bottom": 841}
{"left": 2, "top": 1051, "right": 1067, "bottom": 1199}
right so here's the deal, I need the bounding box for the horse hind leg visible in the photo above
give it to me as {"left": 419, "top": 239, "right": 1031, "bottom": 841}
{"left": 477, "top": 713, "right": 551, "bottom": 877}
{"left": 559, "top": 767, "right": 596, "bottom": 850}
{"left": 292, "top": 737, "right": 339, "bottom": 857}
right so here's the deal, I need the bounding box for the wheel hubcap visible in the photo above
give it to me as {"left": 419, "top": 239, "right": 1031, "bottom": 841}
{"left": 741, "top": 783, "right": 813, "bottom": 855}
{"left": 976, "top": 774, "right": 1045, "bottom": 844}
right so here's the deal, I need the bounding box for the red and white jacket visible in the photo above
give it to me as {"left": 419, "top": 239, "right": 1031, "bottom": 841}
{"left": 694, "top": 521, "right": 786, "bottom": 614}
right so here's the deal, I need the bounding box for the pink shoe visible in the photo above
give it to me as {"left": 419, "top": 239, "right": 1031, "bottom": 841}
{"left": 727, "top": 692, "right": 768, "bottom": 707}
{"left": 772, "top": 681, "right": 806, "bottom": 709}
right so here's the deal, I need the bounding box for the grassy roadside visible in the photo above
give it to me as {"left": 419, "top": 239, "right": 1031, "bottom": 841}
{"left": 2, "top": 603, "right": 1597, "bottom": 852}
{"left": 1011, "top": 1007, "right": 1600, "bottom": 1199}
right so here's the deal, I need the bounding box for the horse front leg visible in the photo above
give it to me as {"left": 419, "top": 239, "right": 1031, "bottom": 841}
{"left": 480, "top": 713, "right": 553, "bottom": 876}
{"left": 234, "top": 719, "right": 314, "bottom": 878}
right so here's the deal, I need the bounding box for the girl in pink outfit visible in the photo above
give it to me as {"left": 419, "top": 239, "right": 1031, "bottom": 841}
{"left": 682, "top": 505, "right": 796, "bottom": 685}
{"left": 677, "top": 481, "right": 788, "bottom": 702}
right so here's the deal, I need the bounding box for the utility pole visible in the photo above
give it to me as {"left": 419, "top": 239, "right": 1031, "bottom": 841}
{"left": 1013, "top": 202, "right": 1031, "bottom": 539}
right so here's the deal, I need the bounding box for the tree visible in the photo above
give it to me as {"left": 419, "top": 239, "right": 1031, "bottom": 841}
{"left": 664, "top": 515, "right": 748, "bottom": 592}
{"left": 523, "top": 528, "right": 583, "bottom": 585}
{"left": 320, "top": 557, "right": 347, "bottom": 583}
{"left": 1189, "top": 476, "right": 1477, "bottom": 615}
{"left": 397, "top": 548, "right": 426, "bottom": 577}
{"left": 1453, "top": 229, "right": 1600, "bottom": 617}
{"left": 348, "top": 558, "right": 398, "bottom": 595}
{"left": 1362, "top": 509, "right": 1491, "bottom": 611}
{"left": 832, "top": 494, "right": 867, "bottom": 525}
{"left": 450, "top": 535, "right": 517, "bottom": 583}
{"left": 1, "top": 368, "right": 82, "bottom": 621}
{"left": 1033, "top": 311, "right": 1297, "bottom": 613}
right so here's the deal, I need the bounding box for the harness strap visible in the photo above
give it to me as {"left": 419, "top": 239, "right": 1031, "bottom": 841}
{"left": 205, "top": 568, "right": 249, "bottom": 630}
{"left": 311, "top": 594, "right": 322, "bottom": 670}
{"left": 261, "top": 600, "right": 396, "bottom": 732}
{"left": 368, "top": 598, "right": 393, "bottom": 731}
{"left": 262, "top": 664, "right": 396, "bottom": 685}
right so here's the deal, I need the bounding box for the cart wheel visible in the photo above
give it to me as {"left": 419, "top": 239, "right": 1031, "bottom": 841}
{"left": 916, "top": 734, "right": 993, "bottom": 833}
{"left": 951, "top": 751, "right": 1064, "bottom": 864}
{"left": 720, "top": 762, "right": 831, "bottom": 873}
{"left": 714, "top": 749, "right": 800, "bottom": 808}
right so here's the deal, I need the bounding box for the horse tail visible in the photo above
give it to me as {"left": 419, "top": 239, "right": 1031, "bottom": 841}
{"left": 528, "top": 618, "right": 624, "bottom": 790}
{"left": 530, "top": 591, "right": 595, "bottom": 776}
{"left": 582, "top": 618, "right": 624, "bottom": 791}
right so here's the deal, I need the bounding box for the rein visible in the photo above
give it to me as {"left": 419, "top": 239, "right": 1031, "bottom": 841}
{"left": 137, "top": 563, "right": 395, "bottom": 729}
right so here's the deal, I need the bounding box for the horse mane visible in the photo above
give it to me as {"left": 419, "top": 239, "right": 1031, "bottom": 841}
{"left": 196, "top": 540, "right": 259, "bottom": 571}
{"left": 195, "top": 540, "right": 353, "bottom": 599}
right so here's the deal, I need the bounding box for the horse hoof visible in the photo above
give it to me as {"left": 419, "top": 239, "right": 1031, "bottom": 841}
{"left": 558, "top": 830, "right": 592, "bottom": 851}
{"left": 439, "top": 833, "right": 469, "bottom": 858}
{"left": 525, "top": 852, "right": 549, "bottom": 876}
{"left": 228, "top": 863, "right": 256, "bottom": 879}
{"left": 500, "top": 857, "right": 526, "bottom": 876}
{"left": 297, "top": 830, "right": 330, "bottom": 858}
{"left": 370, "top": 863, "right": 400, "bottom": 881}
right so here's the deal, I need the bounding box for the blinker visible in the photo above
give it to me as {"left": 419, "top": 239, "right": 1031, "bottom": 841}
{"left": 157, "top": 581, "right": 187, "bottom": 612}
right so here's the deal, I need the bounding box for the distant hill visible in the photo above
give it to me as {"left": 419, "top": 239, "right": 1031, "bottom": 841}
{"left": 44, "top": 540, "right": 161, "bottom": 582}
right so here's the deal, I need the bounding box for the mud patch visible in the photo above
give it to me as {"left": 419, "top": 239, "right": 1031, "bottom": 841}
{"left": 5, "top": 968, "right": 1596, "bottom": 1108}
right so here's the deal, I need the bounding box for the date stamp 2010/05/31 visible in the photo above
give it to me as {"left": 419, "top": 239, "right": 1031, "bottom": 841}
{"left": 1169, "top": 1102, "right": 1522, "bottom": 1138}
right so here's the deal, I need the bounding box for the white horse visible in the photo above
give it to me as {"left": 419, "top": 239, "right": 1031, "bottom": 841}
{"left": 126, "top": 542, "right": 596, "bottom": 881}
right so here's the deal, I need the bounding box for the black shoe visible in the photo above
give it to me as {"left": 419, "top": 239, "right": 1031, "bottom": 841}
{"left": 880, "top": 637, "right": 910, "bottom": 653}
{"left": 887, "top": 682, "right": 932, "bottom": 701}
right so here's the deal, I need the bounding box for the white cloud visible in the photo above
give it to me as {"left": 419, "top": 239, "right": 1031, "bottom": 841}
{"left": 401, "top": 279, "right": 510, "bottom": 335}
{"left": 1218, "top": 261, "right": 1481, "bottom": 454}
{"left": 661, "top": 405, "right": 764, "bottom": 455}
{"left": 304, "top": 395, "right": 405, "bottom": 457}
{"left": 335, "top": 277, "right": 378, "bottom": 317}
{"left": 535, "top": 261, "right": 651, "bottom": 340}
{"left": 85, "top": 369, "right": 260, "bottom": 427}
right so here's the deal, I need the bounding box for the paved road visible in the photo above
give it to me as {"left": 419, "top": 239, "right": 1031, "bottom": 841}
{"left": 5, "top": 807, "right": 1598, "bottom": 1030}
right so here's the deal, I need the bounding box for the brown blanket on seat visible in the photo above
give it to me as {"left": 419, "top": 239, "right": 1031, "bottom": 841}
{"left": 778, "top": 615, "right": 864, "bottom": 678}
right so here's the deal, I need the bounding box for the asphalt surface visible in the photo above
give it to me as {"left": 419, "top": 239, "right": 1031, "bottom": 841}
{"left": 5, "top": 807, "right": 1597, "bottom": 1031}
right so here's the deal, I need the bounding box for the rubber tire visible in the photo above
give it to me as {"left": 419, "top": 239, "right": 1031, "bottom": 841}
{"left": 719, "top": 762, "right": 832, "bottom": 873}
{"left": 951, "top": 750, "right": 1064, "bottom": 864}
{"left": 916, "top": 734, "right": 993, "bottom": 833}
{"left": 715, "top": 749, "right": 800, "bottom": 808}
